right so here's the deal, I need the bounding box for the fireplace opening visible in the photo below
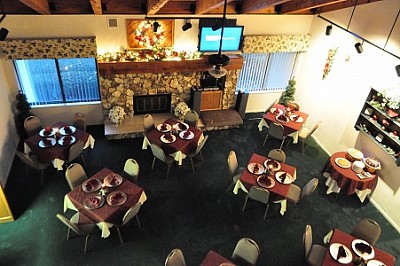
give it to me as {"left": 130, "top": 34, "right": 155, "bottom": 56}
{"left": 133, "top": 93, "right": 172, "bottom": 115}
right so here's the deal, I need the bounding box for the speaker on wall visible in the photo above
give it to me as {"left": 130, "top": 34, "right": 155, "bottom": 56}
{"left": 396, "top": 65, "right": 400, "bottom": 77}
{"left": 235, "top": 91, "right": 249, "bottom": 119}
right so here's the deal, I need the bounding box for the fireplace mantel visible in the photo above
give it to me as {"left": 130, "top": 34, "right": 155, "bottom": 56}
{"left": 98, "top": 54, "right": 243, "bottom": 75}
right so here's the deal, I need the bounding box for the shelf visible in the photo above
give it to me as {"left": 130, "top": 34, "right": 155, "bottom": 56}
{"left": 359, "top": 113, "right": 400, "bottom": 146}
{"left": 365, "top": 101, "right": 400, "bottom": 127}
{"left": 356, "top": 125, "right": 397, "bottom": 159}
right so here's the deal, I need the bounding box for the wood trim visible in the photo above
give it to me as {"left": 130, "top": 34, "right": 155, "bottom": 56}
{"left": 98, "top": 54, "right": 243, "bottom": 75}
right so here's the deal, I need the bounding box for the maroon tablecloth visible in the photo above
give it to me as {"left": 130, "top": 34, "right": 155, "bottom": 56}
{"left": 67, "top": 168, "right": 144, "bottom": 225}
{"left": 239, "top": 153, "right": 296, "bottom": 201}
{"left": 25, "top": 122, "right": 90, "bottom": 163}
{"left": 146, "top": 118, "right": 203, "bottom": 155}
{"left": 200, "top": 250, "right": 235, "bottom": 266}
{"left": 322, "top": 152, "right": 378, "bottom": 195}
{"left": 323, "top": 228, "right": 396, "bottom": 266}
{"left": 263, "top": 104, "right": 309, "bottom": 135}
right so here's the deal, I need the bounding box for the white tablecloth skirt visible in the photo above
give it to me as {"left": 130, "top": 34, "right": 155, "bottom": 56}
{"left": 257, "top": 119, "right": 300, "bottom": 144}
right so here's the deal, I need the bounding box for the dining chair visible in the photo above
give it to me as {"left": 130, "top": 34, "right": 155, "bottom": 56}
{"left": 150, "top": 144, "right": 175, "bottom": 179}
{"left": 116, "top": 201, "right": 142, "bottom": 244}
{"left": 286, "top": 178, "right": 319, "bottom": 218}
{"left": 242, "top": 186, "right": 270, "bottom": 220}
{"left": 66, "top": 140, "right": 87, "bottom": 168}
{"left": 267, "top": 148, "right": 286, "bottom": 163}
{"left": 303, "top": 224, "right": 326, "bottom": 266}
{"left": 15, "top": 150, "right": 51, "bottom": 186}
{"left": 165, "top": 248, "right": 186, "bottom": 266}
{"left": 287, "top": 101, "right": 300, "bottom": 111}
{"left": 350, "top": 218, "right": 381, "bottom": 245}
{"left": 184, "top": 110, "right": 199, "bottom": 128}
{"left": 187, "top": 135, "right": 209, "bottom": 173}
{"left": 72, "top": 112, "right": 87, "bottom": 132}
{"left": 65, "top": 163, "right": 88, "bottom": 190}
{"left": 122, "top": 158, "right": 140, "bottom": 183}
{"left": 143, "top": 114, "right": 155, "bottom": 135}
{"left": 263, "top": 122, "right": 286, "bottom": 148}
{"left": 56, "top": 213, "right": 97, "bottom": 254}
{"left": 231, "top": 237, "right": 260, "bottom": 266}
{"left": 226, "top": 150, "right": 245, "bottom": 193}
{"left": 24, "top": 115, "right": 43, "bottom": 137}
{"left": 298, "top": 121, "right": 321, "bottom": 153}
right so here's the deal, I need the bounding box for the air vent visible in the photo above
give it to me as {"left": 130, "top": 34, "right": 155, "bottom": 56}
{"left": 107, "top": 18, "right": 118, "bottom": 28}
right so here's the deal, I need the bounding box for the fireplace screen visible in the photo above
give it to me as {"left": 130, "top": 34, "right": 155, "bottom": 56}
{"left": 133, "top": 93, "right": 171, "bottom": 115}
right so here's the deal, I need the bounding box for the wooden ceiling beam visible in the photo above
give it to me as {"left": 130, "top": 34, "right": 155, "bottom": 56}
{"left": 315, "top": 0, "right": 382, "bottom": 14}
{"left": 195, "top": 0, "right": 235, "bottom": 15}
{"left": 18, "top": 0, "right": 51, "bottom": 15}
{"left": 147, "top": 0, "right": 171, "bottom": 15}
{"left": 89, "top": 0, "right": 102, "bottom": 15}
{"left": 278, "top": 0, "right": 346, "bottom": 14}
{"left": 241, "top": 0, "right": 291, "bottom": 14}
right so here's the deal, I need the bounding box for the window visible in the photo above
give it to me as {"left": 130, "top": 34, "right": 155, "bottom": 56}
{"left": 236, "top": 52, "right": 298, "bottom": 93}
{"left": 14, "top": 58, "right": 100, "bottom": 106}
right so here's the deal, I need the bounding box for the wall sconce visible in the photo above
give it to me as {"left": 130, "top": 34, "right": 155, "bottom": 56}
{"left": 355, "top": 41, "right": 364, "bottom": 53}
{"left": 182, "top": 19, "right": 192, "bottom": 31}
{"left": 153, "top": 21, "right": 160, "bottom": 32}
{"left": 325, "top": 25, "right": 332, "bottom": 36}
{"left": 396, "top": 65, "right": 400, "bottom": 77}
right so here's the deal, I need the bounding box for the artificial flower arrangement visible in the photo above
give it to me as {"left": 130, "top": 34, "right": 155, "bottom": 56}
{"left": 174, "top": 102, "right": 190, "bottom": 121}
{"left": 322, "top": 47, "right": 339, "bottom": 80}
{"left": 108, "top": 105, "right": 126, "bottom": 125}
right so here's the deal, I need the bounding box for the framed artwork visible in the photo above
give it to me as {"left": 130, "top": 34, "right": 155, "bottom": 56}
{"left": 126, "top": 19, "right": 174, "bottom": 49}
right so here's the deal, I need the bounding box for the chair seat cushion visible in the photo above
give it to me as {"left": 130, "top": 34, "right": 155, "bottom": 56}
{"left": 299, "top": 127, "right": 311, "bottom": 139}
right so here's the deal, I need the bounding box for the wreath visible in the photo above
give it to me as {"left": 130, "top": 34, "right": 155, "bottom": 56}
{"left": 135, "top": 21, "right": 165, "bottom": 48}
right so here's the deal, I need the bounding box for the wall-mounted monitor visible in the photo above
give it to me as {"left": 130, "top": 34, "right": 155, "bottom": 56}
{"left": 198, "top": 26, "right": 244, "bottom": 52}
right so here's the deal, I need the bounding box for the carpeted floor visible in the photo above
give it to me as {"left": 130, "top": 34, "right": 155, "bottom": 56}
{"left": 1, "top": 113, "right": 399, "bottom": 266}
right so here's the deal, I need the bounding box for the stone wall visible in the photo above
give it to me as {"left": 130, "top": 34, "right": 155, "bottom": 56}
{"left": 99, "top": 69, "right": 241, "bottom": 117}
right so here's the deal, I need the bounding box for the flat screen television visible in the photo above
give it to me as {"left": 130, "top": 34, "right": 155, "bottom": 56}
{"left": 198, "top": 26, "right": 244, "bottom": 52}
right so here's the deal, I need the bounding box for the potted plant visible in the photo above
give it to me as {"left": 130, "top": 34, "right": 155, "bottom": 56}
{"left": 15, "top": 91, "right": 33, "bottom": 138}
{"left": 379, "top": 88, "right": 400, "bottom": 118}
{"left": 279, "top": 78, "right": 296, "bottom": 106}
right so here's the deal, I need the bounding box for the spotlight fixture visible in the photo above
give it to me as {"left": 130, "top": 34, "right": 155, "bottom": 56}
{"left": 0, "top": 27, "right": 8, "bottom": 41}
{"left": 355, "top": 42, "right": 363, "bottom": 53}
{"left": 396, "top": 65, "right": 400, "bottom": 77}
{"left": 325, "top": 25, "right": 332, "bottom": 36}
{"left": 153, "top": 21, "right": 160, "bottom": 32}
{"left": 182, "top": 19, "right": 192, "bottom": 31}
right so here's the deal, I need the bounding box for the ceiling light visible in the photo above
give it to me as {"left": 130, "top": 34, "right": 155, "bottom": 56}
{"left": 153, "top": 21, "right": 160, "bottom": 32}
{"left": 396, "top": 65, "right": 400, "bottom": 77}
{"left": 207, "top": 65, "right": 228, "bottom": 79}
{"left": 355, "top": 42, "right": 363, "bottom": 53}
{"left": 182, "top": 19, "right": 192, "bottom": 31}
{"left": 325, "top": 25, "right": 332, "bottom": 36}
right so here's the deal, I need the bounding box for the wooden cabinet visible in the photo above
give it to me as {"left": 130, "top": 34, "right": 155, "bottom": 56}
{"left": 355, "top": 88, "right": 400, "bottom": 163}
{"left": 200, "top": 90, "right": 222, "bottom": 111}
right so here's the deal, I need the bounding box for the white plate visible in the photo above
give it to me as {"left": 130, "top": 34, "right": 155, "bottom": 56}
{"left": 106, "top": 191, "right": 127, "bottom": 206}
{"left": 58, "top": 135, "right": 76, "bottom": 146}
{"left": 160, "top": 134, "right": 176, "bottom": 143}
{"left": 179, "top": 130, "right": 194, "bottom": 140}
{"left": 257, "top": 175, "right": 275, "bottom": 189}
{"left": 39, "top": 128, "right": 55, "bottom": 137}
{"left": 329, "top": 243, "right": 353, "bottom": 264}
{"left": 82, "top": 178, "right": 103, "bottom": 193}
{"left": 275, "top": 171, "right": 294, "bottom": 184}
{"left": 59, "top": 125, "right": 76, "bottom": 135}
{"left": 276, "top": 115, "right": 289, "bottom": 123}
{"left": 335, "top": 157, "right": 351, "bottom": 168}
{"left": 104, "top": 173, "right": 123, "bottom": 187}
{"left": 367, "top": 260, "right": 386, "bottom": 266}
{"left": 38, "top": 138, "right": 56, "bottom": 148}
{"left": 174, "top": 122, "right": 189, "bottom": 131}
{"left": 352, "top": 239, "right": 375, "bottom": 260}
{"left": 247, "top": 163, "right": 265, "bottom": 175}
{"left": 269, "top": 107, "right": 283, "bottom": 116}
{"left": 157, "top": 123, "right": 172, "bottom": 133}
{"left": 83, "top": 195, "right": 105, "bottom": 209}
{"left": 263, "top": 159, "right": 281, "bottom": 172}
{"left": 289, "top": 114, "right": 304, "bottom": 123}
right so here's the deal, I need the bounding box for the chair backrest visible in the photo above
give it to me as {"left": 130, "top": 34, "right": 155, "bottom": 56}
{"left": 24, "top": 115, "right": 42, "bottom": 137}
{"left": 123, "top": 158, "right": 140, "bottom": 182}
{"left": 287, "top": 101, "right": 300, "bottom": 111}
{"left": 267, "top": 149, "right": 286, "bottom": 163}
{"left": 268, "top": 122, "right": 285, "bottom": 140}
{"left": 184, "top": 110, "right": 199, "bottom": 128}
{"left": 192, "top": 135, "right": 209, "bottom": 157}
{"left": 122, "top": 202, "right": 142, "bottom": 226}
{"left": 150, "top": 144, "right": 168, "bottom": 163}
{"left": 303, "top": 224, "right": 313, "bottom": 259}
{"left": 143, "top": 114, "right": 155, "bottom": 134}
{"left": 56, "top": 213, "right": 85, "bottom": 236}
{"left": 300, "top": 178, "right": 319, "bottom": 200}
{"left": 73, "top": 112, "right": 87, "bottom": 132}
{"left": 232, "top": 238, "right": 260, "bottom": 266}
{"left": 15, "top": 151, "right": 40, "bottom": 170}
{"left": 68, "top": 140, "right": 84, "bottom": 163}
{"left": 350, "top": 218, "right": 381, "bottom": 245}
{"left": 165, "top": 248, "right": 186, "bottom": 266}
{"left": 248, "top": 186, "right": 270, "bottom": 204}
{"left": 227, "top": 150, "right": 239, "bottom": 178}
{"left": 65, "top": 163, "right": 88, "bottom": 190}
{"left": 308, "top": 121, "right": 321, "bottom": 137}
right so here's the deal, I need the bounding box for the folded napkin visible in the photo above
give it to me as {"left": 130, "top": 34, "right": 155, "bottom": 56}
{"left": 160, "top": 123, "right": 167, "bottom": 130}
{"left": 337, "top": 245, "right": 347, "bottom": 260}
{"left": 164, "top": 134, "right": 174, "bottom": 142}
{"left": 281, "top": 172, "right": 287, "bottom": 182}
{"left": 355, "top": 242, "right": 372, "bottom": 254}
{"left": 183, "top": 131, "right": 191, "bottom": 138}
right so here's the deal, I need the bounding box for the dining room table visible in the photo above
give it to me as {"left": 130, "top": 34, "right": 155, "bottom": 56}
{"left": 233, "top": 153, "right": 297, "bottom": 216}
{"left": 258, "top": 103, "right": 309, "bottom": 143}
{"left": 24, "top": 121, "right": 95, "bottom": 170}
{"left": 142, "top": 117, "right": 204, "bottom": 166}
{"left": 322, "top": 151, "right": 378, "bottom": 203}
{"left": 200, "top": 250, "right": 236, "bottom": 266}
{"left": 63, "top": 167, "right": 147, "bottom": 238}
{"left": 323, "top": 228, "right": 396, "bottom": 265}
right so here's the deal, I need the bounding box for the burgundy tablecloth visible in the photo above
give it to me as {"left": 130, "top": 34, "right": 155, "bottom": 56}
{"left": 25, "top": 122, "right": 90, "bottom": 163}
{"left": 263, "top": 104, "right": 309, "bottom": 135}
{"left": 322, "top": 152, "right": 378, "bottom": 195}
{"left": 146, "top": 118, "right": 203, "bottom": 155}
{"left": 323, "top": 228, "right": 396, "bottom": 266}
{"left": 200, "top": 250, "right": 235, "bottom": 266}
{"left": 239, "top": 153, "right": 296, "bottom": 201}
{"left": 67, "top": 168, "right": 144, "bottom": 225}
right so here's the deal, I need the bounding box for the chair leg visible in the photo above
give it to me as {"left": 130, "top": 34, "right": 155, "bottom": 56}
{"left": 117, "top": 227, "right": 124, "bottom": 244}
{"left": 40, "top": 170, "right": 44, "bottom": 186}
{"left": 279, "top": 139, "right": 284, "bottom": 149}
{"left": 136, "top": 215, "right": 141, "bottom": 229}
{"left": 84, "top": 234, "right": 90, "bottom": 254}
{"left": 199, "top": 151, "right": 203, "bottom": 161}
{"left": 166, "top": 164, "right": 171, "bottom": 179}
{"left": 151, "top": 157, "right": 156, "bottom": 170}
{"left": 226, "top": 181, "right": 234, "bottom": 193}
{"left": 263, "top": 204, "right": 270, "bottom": 220}
{"left": 67, "top": 228, "right": 71, "bottom": 240}
{"left": 262, "top": 134, "right": 268, "bottom": 146}
{"left": 301, "top": 141, "right": 305, "bottom": 153}
{"left": 242, "top": 196, "right": 249, "bottom": 212}
{"left": 190, "top": 158, "right": 195, "bottom": 173}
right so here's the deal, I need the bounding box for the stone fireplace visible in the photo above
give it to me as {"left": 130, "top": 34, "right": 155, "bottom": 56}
{"left": 133, "top": 93, "right": 172, "bottom": 114}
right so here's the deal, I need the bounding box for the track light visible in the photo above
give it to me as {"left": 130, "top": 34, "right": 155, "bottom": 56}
{"left": 0, "top": 27, "right": 8, "bottom": 41}
{"left": 355, "top": 42, "right": 363, "bottom": 53}
{"left": 396, "top": 65, "right": 400, "bottom": 77}
{"left": 153, "top": 21, "right": 160, "bottom": 32}
{"left": 182, "top": 19, "right": 192, "bottom": 31}
{"left": 325, "top": 25, "right": 332, "bottom": 36}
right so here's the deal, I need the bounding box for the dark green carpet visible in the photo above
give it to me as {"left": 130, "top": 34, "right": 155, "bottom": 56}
{"left": 1, "top": 113, "right": 399, "bottom": 265}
